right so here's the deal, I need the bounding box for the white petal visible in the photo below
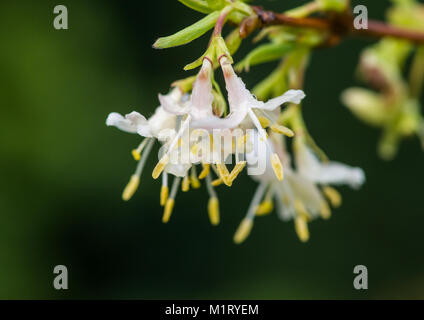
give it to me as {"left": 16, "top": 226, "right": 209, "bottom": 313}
{"left": 222, "top": 58, "right": 258, "bottom": 113}
{"left": 165, "top": 163, "right": 191, "bottom": 177}
{"left": 287, "top": 173, "right": 324, "bottom": 217}
{"left": 158, "top": 92, "right": 189, "bottom": 115}
{"left": 259, "top": 90, "right": 306, "bottom": 111}
{"left": 311, "top": 162, "right": 365, "bottom": 189}
{"left": 296, "top": 144, "right": 365, "bottom": 189}
{"left": 106, "top": 111, "right": 149, "bottom": 134}
{"left": 190, "top": 59, "right": 214, "bottom": 120}
{"left": 148, "top": 107, "right": 176, "bottom": 137}
{"left": 190, "top": 103, "right": 248, "bottom": 130}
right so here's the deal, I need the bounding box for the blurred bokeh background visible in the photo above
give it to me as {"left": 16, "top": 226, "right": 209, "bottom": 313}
{"left": 0, "top": 0, "right": 423, "bottom": 299}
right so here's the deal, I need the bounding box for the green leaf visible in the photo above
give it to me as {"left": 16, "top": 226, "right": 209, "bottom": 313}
{"left": 235, "top": 42, "right": 293, "bottom": 72}
{"left": 205, "top": 0, "right": 227, "bottom": 11}
{"left": 177, "top": 0, "right": 213, "bottom": 14}
{"left": 225, "top": 28, "right": 242, "bottom": 55}
{"left": 317, "top": 0, "right": 348, "bottom": 12}
{"left": 153, "top": 11, "right": 220, "bottom": 49}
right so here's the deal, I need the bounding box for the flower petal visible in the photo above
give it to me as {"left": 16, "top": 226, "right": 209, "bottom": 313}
{"left": 311, "top": 162, "right": 365, "bottom": 189}
{"left": 158, "top": 89, "right": 189, "bottom": 115}
{"left": 190, "top": 102, "right": 248, "bottom": 130}
{"left": 106, "top": 111, "right": 149, "bottom": 134}
{"left": 190, "top": 59, "right": 214, "bottom": 120}
{"left": 259, "top": 89, "right": 306, "bottom": 111}
{"left": 296, "top": 144, "right": 365, "bottom": 189}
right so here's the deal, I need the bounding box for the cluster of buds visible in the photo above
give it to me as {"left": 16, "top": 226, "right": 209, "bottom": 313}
{"left": 342, "top": 0, "right": 424, "bottom": 159}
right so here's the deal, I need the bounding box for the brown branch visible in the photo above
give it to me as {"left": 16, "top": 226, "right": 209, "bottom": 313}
{"left": 243, "top": 6, "right": 424, "bottom": 45}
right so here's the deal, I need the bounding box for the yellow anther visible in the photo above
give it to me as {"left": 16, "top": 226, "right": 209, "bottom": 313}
{"left": 122, "top": 175, "right": 140, "bottom": 201}
{"left": 190, "top": 175, "right": 201, "bottom": 189}
{"left": 162, "top": 198, "right": 175, "bottom": 223}
{"left": 211, "top": 178, "right": 224, "bottom": 187}
{"left": 190, "top": 144, "right": 199, "bottom": 156}
{"left": 233, "top": 218, "right": 253, "bottom": 244}
{"left": 270, "top": 124, "right": 295, "bottom": 137}
{"left": 216, "top": 163, "right": 232, "bottom": 186}
{"left": 294, "top": 200, "right": 310, "bottom": 221}
{"left": 229, "top": 161, "right": 246, "bottom": 182}
{"left": 198, "top": 164, "right": 210, "bottom": 180}
{"left": 208, "top": 197, "right": 220, "bottom": 226}
{"left": 323, "top": 186, "right": 342, "bottom": 207}
{"left": 270, "top": 153, "right": 284, "bottom": 181}
{"left": 320, "top": 201, "right": 332, "bottom": 220}
{"left": 131, "top": 149, "right": 141, "bottom": 161}
{"left": 255, "top": 200, "right": 274, "bottom": 216}
{"left": 177, "top": 138, "right": 183, "bottom": 147}
{"left": 258, "top": 116, "right": 270, "bottom": 128}
{"left": 160, "top": 185, "right": 169, "bottom": 206}
{"left": 182, "top": 175, "right": 190, "bottom": 192}
{"left": 294, "top": 216, "right": 310, "bottom": 242}
{"left": 237, "top": 134, "right": 249, "bottom": 150}
{"left": 152, "top": 155, "right": 169, "bottom": 179}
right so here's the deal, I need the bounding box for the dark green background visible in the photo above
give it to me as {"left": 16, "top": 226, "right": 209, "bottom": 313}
{"left": 0, "top": 0, "right": 423, "bottom": 299}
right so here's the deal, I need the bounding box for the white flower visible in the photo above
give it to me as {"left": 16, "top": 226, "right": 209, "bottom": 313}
{"left": 295, "top": 141, "right": 365, "bottom": 189}
{"left": 106, "top": 88, "right": 182, "bottom": 139}
{"left": 190, "top": 56, "right": 306, "bottom": 134}
{"left": 234, "top": 131, "right": 365, "bottom": 244}
{"left": 106, "top": 89, "right": 194, "bottom": 205}
{"left": 106, "top": 111, "right": 152, "bottom": 136}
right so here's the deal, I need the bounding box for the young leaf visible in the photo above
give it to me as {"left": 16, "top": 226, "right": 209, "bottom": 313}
{"left": 178, "top": 0, "right": 213, "bottom": 14}
{"left": 153, "top": 11, "right": 220, "bottom": 49}
{"left": 235, "top": 42, "right": 293, "bottom": 72}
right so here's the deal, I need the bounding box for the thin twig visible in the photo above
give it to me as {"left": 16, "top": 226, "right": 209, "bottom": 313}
{"left": 245, "top": 6, "right": 424, "bottom": 45}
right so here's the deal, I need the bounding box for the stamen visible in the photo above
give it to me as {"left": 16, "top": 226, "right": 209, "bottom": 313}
{"left": 323, "top": 186, "right": 342, "bottom": 207}
{"left": 198, "top": 163, "right": 210, "bottom": 180}
{"left": 122, "top": 175, "right": 140, "bottom": 201}
{"left": 294, "top": 216, "right": 310, "bottom": 242}
{"left": 160, "top": 173, "right": 168, "bottom": 206}
{"left": 294, "top": 199, "right": 310, "bottom": 221}
{"left": 247, "top": 109, "right": 268, "bottom": 141}
{"left": 270, "top": 153, "right": 284, "bottom": 181}
{"left": 256, "top": 200, "right": 274, "bottom": 216}
{"left": 122, "top": 138, "right": 155, "bottom": 201}
{"left": 216, "top": 163, "right": 232, "bottom": 186}
{"left": 229, "top": 161, "right": 246, "bottom": 183}
{"left": 233, "top": 218, "right": 253, "bottom": 244}
{"left": 234, "top": 182, "right": 268, "bottom": 244}
{"left": 182, "top": 175, "right": 190, "bottom": 192}
{"left": 154, "top": 114, "right": 192, "bottom": 180}
{"left": 131, "top": 149, "right": 141, "bottom": 161}
{"left": 270, "top": 124, "right": 295, "bottom": 137}
{"left": 162, "top": 177, "right": 180, "bottom": 223}
{"left": 152, "top": 154, "right": 169, "bottom": 179}
{"left": 160, "top": 186, "right": 169, "bottom": 206}
{"left": 131, "top": 138, "right": 149, "bottom": 161}
{"left": 190, "top": 143, "right": 199, "bottom": 156}
{"left": 162, "top": 199, "right": 175, "bottom": 223}
{"left": 212, "top": 178, "right": 223, "bottom": 187}
{"left": 208, "top": 197, "right": 220, "bottom": 226}
{"left": 190, "top": 167, "right": 201, "bottom": 189}
{"left": 258, "top": 116, "right": 270, "bottom": 128}
{"left": 320, "top": 201, "right": 331, "bottom": 220}
{"left": 237, "top": 134, "right": 249, "bottom": 151}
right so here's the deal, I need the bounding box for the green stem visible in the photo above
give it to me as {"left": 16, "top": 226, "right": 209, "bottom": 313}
{"left": 409, "top": 46, "right": 424, "bottom": 99}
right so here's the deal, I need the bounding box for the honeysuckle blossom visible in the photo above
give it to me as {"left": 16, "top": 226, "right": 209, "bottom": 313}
{"left": 233, "top": 131, "right": 365, "bottom": 244}
{"left": 107, "top": 87, "right": 225, "bottom": 227}
{"left": 106, "top": 88, "right": 191, "bottom": 202}
{"left": 294, "top": 139, "right": 365, "bottom": 189}
{"left": 158, "top": 55, "right": 306, "bottom": 187}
